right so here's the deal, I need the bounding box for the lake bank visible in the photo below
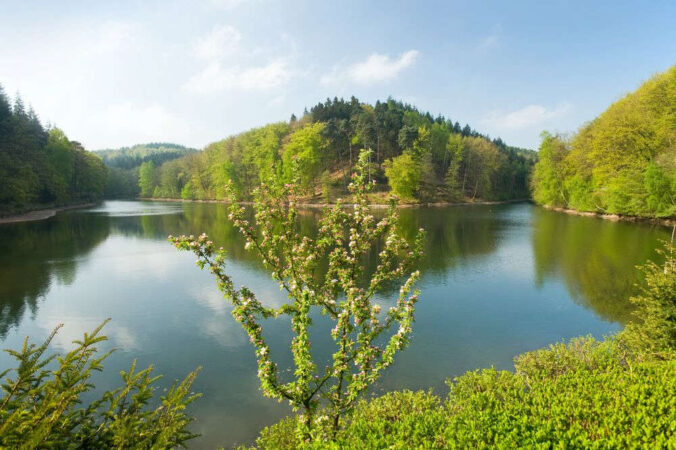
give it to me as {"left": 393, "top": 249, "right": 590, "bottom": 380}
{"left": 138, "top": 197, "right": 531, "bottom": 209}
{"left": 0, "top": 202, "right": 99, "bottom": 225}
{"left": 542, "top": 205, "right": 676, "bottom": 228}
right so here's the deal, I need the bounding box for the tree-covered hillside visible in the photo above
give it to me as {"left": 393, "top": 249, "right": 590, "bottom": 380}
{"left": 532, "top": 65, "right": 676, "bottom": 218}
{"left": 96, "top": 143, "right": 197, "bottom": 199}
{"left": 142, "top": 98, "right": 535, "bottom": 203}
{"left": 0, "top": 85, "right": 107, "bottom": 216}
{"left": 96, "top": 143, "right": 197, "bottom": 170}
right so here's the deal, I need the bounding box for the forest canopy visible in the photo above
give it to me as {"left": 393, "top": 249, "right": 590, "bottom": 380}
{"left": 141, "top": 97, "right": 535, "bottom": 203}
{"left": 0, "top": 85, "right": 106, "bottom": 215}
{"left": 532, "top": 65, "right": 676, "bottom": 218}
{"left": 96, "top": 143, "right": 197, "bottom": 199}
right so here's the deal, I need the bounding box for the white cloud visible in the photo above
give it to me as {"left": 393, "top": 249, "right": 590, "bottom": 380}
{"left": 321, "top": 50, "right": 419, "bottom": 86}
{"left": 40, "top": 317, "right": 139, "bottom": 351}
{"left": 477, "top": 24, "right": 502, "bottom": 51}
{"left": 194, "top": 25, "right": 242, "bottom": 60}
{"left": 184, "top": 59, "right": 293, "bottom": 93}
{"left": 184, "top": 25, "right": 295, "bottom": 94}
{"left": 478, "top": 34, "right": 499, "bottom": 51}
{"left": 481, "top": 103, "right": 571, "bottom": 130}
{"left": 88, "top": 102, "right": 191, "bottom": 148}
{"left": 89, "top": 21, "right": 138, "bottom": 55}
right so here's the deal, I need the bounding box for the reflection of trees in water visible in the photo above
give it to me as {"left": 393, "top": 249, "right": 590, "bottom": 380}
{"left": 4, "top": 202, "right": 662, "bottom": 342}
{"left": 398, "top": 206, "right": 503, "bottom": 277}
{"left": 110, "top": 202, "right": 504, "bottom": 294}
{"left": 531, "top": 208, "right": 668, "bottom": 324}
{"left": 0, "top": 213, "right": 111, "bottom": 338}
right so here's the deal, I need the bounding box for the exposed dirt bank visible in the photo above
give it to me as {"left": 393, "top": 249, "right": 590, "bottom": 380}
{"left": 542, "top": 205, "right": 676, "bottom": 228}
{"left": 0, "top": 203, "right": 99, "bottom": 225}
{"left": 137, "top": 197, "right": 530, "bottom": 209}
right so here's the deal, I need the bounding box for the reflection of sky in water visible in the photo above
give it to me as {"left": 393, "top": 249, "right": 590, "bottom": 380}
{"left": 85, "top": 200, "right": 185, "bottom": 217}
{"left": 0, "top": 201, "right": 670, "bottom": 448}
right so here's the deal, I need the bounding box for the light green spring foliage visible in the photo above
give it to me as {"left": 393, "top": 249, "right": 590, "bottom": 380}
{"left": 623, "top": 241, "right": 676, "bottom": 358}
{"left": 142, "top": 98, "right": 533, "bottom": 204}
{"left": 444, "top": 133, "right": 464, "bottom": 199}
{"left": 138, "top": 160, "right": 157, "bottom": 197}
{"left": 170, "top": 150, "right": 425, "bottom": 441}
{"left": 0, "top": 319, "right": 201, "bottom": 448}
{"left": 253, "top": 244, "right": 676, "bottom": 449}
{"left": 255, "top": 339, "right": 675, "bottom": 449}
{"left": 383, "top": 131, "right": 510, "bottom": 201}
{"left": 383, "top": 151, "right": 420, "bottom": 199}
{"left": 282, "top": 122, "right": 327, "bottom": 192}
{"left": 99, "top": 143, "right": 197, "bottom": 199}
{"left": 532, "top": 65, "right": 676, "bottom": 217}
{"left": 531, "top": 131, "right": 569, "bottom": 207}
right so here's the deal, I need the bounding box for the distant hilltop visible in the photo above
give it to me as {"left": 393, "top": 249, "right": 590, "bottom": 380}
{"left": 95, "top": 143, "right": 198, "bottom": 170}
{"left": 138, "top": 97, "right": 536, "bottom": 204}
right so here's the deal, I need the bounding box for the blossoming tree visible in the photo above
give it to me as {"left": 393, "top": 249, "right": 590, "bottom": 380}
{"left": 170, "top": 150, "right": 424, "bottom": 440}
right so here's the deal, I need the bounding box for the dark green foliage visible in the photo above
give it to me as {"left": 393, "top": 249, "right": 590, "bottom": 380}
{"left": 95, "top": 143, "right": 197, "bottom": 199}
{"left": 147, "top": 97, "right": 534, "bottom": 203}
{"left": 96, "top": 143, "right": 197, "bottom": 170}
{"left": 532, "top": 65, "right": 676, "bottom": 218}
{"left": 0, "top": 320, "right": 201, "bottom": 448}
{"left": 0, "top": 85, "right": 107, "bottom": 215}
{"left": 104, "top": 167, "right": 139, "bottom": 199}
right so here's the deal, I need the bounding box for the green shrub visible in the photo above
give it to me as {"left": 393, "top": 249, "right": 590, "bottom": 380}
{"left": 442, "top": 360, "right": 675, "bottom": 448}
{"left": 254, "top": 247, "right": 676, "bottom": 448}
{"left": 0, "top": 320, "right": 201, "bottom": 448}
{"left": 622, "top": 243, "right": 676, "bottom": 357}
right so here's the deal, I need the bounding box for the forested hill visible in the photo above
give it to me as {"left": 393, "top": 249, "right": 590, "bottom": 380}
{"left": 532, "top": 65, "right": 676, "bottom": 218}
{"left": 141, "top": 98, "right": 535, "bottom": 203}
{"left": 0, "top": 85, "right": 106, "bottom": 216}
{"left": 96, "top": 143, "right": 197, "bottom": 198}
{"left": 96, "top": 143, "right": 197, "bottom": 169}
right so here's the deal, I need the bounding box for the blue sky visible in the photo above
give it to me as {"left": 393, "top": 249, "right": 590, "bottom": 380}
{"left": 1, "top": 0, "right": 674, "bottom": 150}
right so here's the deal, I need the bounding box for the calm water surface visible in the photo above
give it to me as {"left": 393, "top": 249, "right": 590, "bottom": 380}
{"left": 0, "top": 201, "right": 670, "bottom": 448}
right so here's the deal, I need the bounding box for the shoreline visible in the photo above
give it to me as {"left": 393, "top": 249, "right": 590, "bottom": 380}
{"left": 542, "top": 205, "right": 676, "bottom": 228}
{"left": 0, "top": 202, "right": 99, "bottom": 225}
{"left": 137, "top": 197, "right": 531, "bottom": 209}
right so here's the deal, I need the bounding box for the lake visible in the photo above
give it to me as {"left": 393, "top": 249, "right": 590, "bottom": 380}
{"left": 0, "top": 201, "right": 670, "bottom": 448}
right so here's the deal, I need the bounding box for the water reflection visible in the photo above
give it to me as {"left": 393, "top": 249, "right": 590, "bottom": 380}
{"left": 531, "top": 208, "right": 667, "bottom": 324}
{"left": 0, "top": 201, "right": 671, "bottom": 448}
{"left": 0, "top": 213, "right": 110, "bottom": 338}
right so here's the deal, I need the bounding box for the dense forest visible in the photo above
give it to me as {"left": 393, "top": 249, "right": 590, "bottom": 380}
{"left": 532, "top": 65, "right": 676, "bottom": 218}
{"left": 0, "top": 85, "right": 107, "bottom": 216}
{"left": 141, "top": 98, "right": 535, "bottom": 203}
{"left": 97, "top": 143, "right": 196, "bottom": 198}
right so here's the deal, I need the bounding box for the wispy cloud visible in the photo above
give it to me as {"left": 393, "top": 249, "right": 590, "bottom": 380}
{"left": 184, "top": 26, "right": 295, "bottom": 93}
{"left": 194, "top": 25, "right": 242, "bottom": 60}
{"left": 481, "top": 103, "right": 572, "bottom": 130}
{"left": 321, "top": 50, "right": 419, "bottom": 86}
{"left": 478, "top": 34, "right": 499, "bottom": 51}
{"left": 477, "top": 23, "right": 502, "bottom": 52}
{"left": 184, "top": 60, "right": 292, "bottom": 92}
{"left": 92, "top": 102, "right": 191, "bottom": 147}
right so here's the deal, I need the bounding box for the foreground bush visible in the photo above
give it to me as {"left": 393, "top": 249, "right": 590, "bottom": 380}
{"left": 0, "top": 320, "right": 201, "bottom": 448}
{"left": 253, "top": 337, "right": 675, "bottom": 449}
{"left": 253, "top": 243, "right": 676, "bottom": 448}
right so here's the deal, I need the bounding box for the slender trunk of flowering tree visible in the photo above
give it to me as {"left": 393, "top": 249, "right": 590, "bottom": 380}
{"left": 170, "top": 149, "right": 425, "bottom": 442}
